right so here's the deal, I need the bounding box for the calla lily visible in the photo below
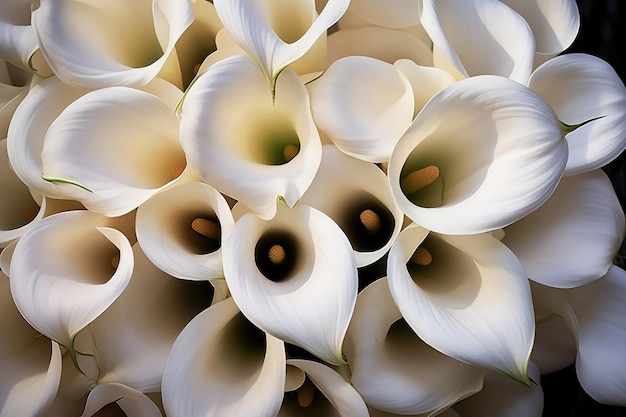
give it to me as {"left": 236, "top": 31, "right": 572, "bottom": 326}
{"left": 9, "top": 210, "right": 133, "bottom": 358}
{"left": 79, "top": 383, "right": 163, "bottom": 417}
{"left": 299, "top": 145, "right": 404, "bottom": 267}
{"left": 40, "top": 84, "right": 189, "bottom": 217}
{"left": 223, "top": 202, "right": 358, "bottom": 365}
{"left": 503, "top": 169, "right": 625, "bottom": 288}
{"left": 31, "top": 0, "right": 194, "bottom": 88}
{"left": 387, "top": 75, "right": 567, "bottom": 235}
{"left": 387, "top": 223, "right": 535, "bottom": 384}
{"left": 279, "top": 359, "right": 369, "bottom": 416}
{"left": 179, "top": 54, "right": 322, "bottom": 220}
{"left": 528, "top": 53, "right": 626, "bottom": 176}
{"left": 162, "top": 297, "right": 286, "bottom": 417}
{"left": 344, "top": 277, "right": 484, "bottom": 415}
{"left": 213, "top": 0, "right": 348, "bottom": 92}
{"left": 420, "top": 0, "right": 535, "bottom": 83}
{"left": 136, "top": 181, "right": 235, "bottom": 280}
{"left": 308, "top": 56, "right": 414, "bottom": 163}
{"left": 0, "top": 272, "right": 63, "bottom": 417}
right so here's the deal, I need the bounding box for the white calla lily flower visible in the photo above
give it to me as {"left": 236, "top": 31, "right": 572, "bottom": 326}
{"left": 420, "top": 0, "right": 535, "bottom": 83}
{"left": 223, "top": 202, "right": 358, "bottom": 365}
{"left": 80, "top": 383, "right": 162, "bottom": 417}
{"left": 308, "top": 56, "right": 414, "bottom": 163}
{"left": 388, "top": 75, "right": 567, "bottom": 235}
{"left": 32, "top": 0, "right": 194, "bottom": 88}
{"left": 213, "top": 0, "right": 348, "bottom": 92}
{"left": 136, "top": 181, "right": 235, "bottom": 280}
{"left": 503, "top": 170, "right": 625, "bottom": 288}
{"left": 40, "top": 85, "right": 188, "bottom": 217}
{"left": 387, "top": 224, "right": 536, "bottom": 384}
{"left": 9, "top": 210, "right": 133, "bottom": 362}
{"left": 180, "top": 54, "right": 322, "bottom": 220}
{"left": 529, "top": 53, "right": 626, "bottom": 176}
{"left": 300, "top": 145, "right": 404, "bottom": 267}
{"left": 162, "top": 297, "right": 286, "bottom": 417}
{"left": 344, "top": 278, "right": 484, "bottom": 415}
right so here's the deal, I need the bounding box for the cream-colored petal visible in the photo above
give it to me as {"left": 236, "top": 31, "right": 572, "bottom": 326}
{"left": 308, "top": 56, "right": 414, "bottom": 163}
{"left": 388, "top": 75, "right": 566, "bottom": 235}
{"left": 223, "top": 202, "right": 358, "bottom": 365}
{"left": 0, "top": 81, "right": 27, "bottom": 137}
{"left": 32, "top": 0, "right": 194, "bottom": 88}
{"left": 162, "top": 298, "right": 286, "bottom": 417}
{"left": 344, "top": 278, "right": 484, "bottom": 415}
{"left": 346, "top": 0, "right": 420, "bottom": 29}
{"left": 80, "top": 383, "right": 162, "bottom": 417}
{"left": 300, "top": 145, "right": 404, "bottom": 267}
{"left": 136, "top": 182, "right": 234, "bottom": 280}
{"left": 529, "top": 53, "right": 626, "bottom": 175}
{"left": 9, "top": 210, "right": 133, "bottom": 351}
{"left": 387, "top": 224, "right": 535, "bottom": 384}
{"left": 180, "top": 54, "right": 322, "bottom": 220}
{"left": 503, "top": 170, "right": 625, "bottom": 288}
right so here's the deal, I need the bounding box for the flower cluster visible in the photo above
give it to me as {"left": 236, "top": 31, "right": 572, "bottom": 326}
{"left": 0, "top": 0, "right": 625, "bottom": 416}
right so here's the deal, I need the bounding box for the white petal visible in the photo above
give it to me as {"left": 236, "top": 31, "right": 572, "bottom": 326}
{"left": 420, "top": 0, "right": 535, "bottom": 83}
{"left": 388, "top": 75, "right": 567, "bottom": 235}
{"left": 529, "top": 53, "right": 626, "bottom": 175}
{"left": 80, "top": 383, "right": 162, "bottom": 417}
{"left": 565, "top": 265, "right": 626, "bottom": 406}
{"left": 180, "top": 55, "right": 322, "bottom": 220}
{"left": 40, "top": 85, "right": 186, "bottom": 217}
{"left": 344, "top": 278, "right": 484, "bottom": 415}
{"left": 223, "top": 202, "right": 358, "bottom": 365}
{"left": 300, "top": 145, "right": 404, "bottom": 267}
{"left": 346, "top": 0, "right": 420, "bottom": 29}
{"left": 387, "top": 224, "right": 535, "bottom": 384}
{"left": 136, "top": 182, "right": 235, "bottom": 280}
{"left": 162, "top": 298, "right": 286, "bottom": 417}
{"left": 0, "top": 81, "right": 28, "bottom": 138}
{"left": 9, "top": 210, "right": 133, "bottom": 351}
{"left": 308, "top": 56, "right": 414, "bottom": 163}
{"left": 213, "top": 0, "right": 348, "bottom": 89}
{"left": 503, "top": 170, "right": 625, "bottom": 288}
{"left": 531, "top": 315, "right": 576, "bottom": 374}
{"left": 32, "top": 0, "right": 194, "bottom": 88}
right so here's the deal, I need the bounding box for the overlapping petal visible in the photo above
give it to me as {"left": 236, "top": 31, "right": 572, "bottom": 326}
{"left": 387, "top": 224, "right": 535, "bottom": 384}
{"left": 345, "top": 0, "right": 420, "bottom": 29}
{"left": 223, "top": 202, "right": 358, "bottom": 365}
{"left": 80, "top": 383, "right": 162, "bottom": 417}
{"left": 387, "top": 75, "right": 567, "bottom": 235}
{"left": 0, "top": 79, "right": 28, "bottom": 137}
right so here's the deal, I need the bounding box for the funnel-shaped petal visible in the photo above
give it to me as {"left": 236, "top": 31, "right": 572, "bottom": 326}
{"left": 32, "top": 0, "right": 194, "bottom": 88}
{"left": 529, "top": 53, "right": 626, "bottom": 175}
{"left": 388, "top": 75, "right": 567, "bottom": 235}
{"left": 9, "top": 210, "right": 133, "bottom": 350}
{"left": 344, "top": 278, "right": 484, "bottom": 415}
{"left": 223, "top": 202, "right": 358, "bottom": 365}
{"left": 162, "top": 298, "right": 286, "bottom": 417}
{"left": 503, "top": 169, "right": 625, "bottom": 288}
{"left": 80, "top": 383, "right": 162, "bottom": 417}
{"left": 180, "top": 54, "right": 322, "bottom": 220}
{"left": 387, "top": 224, "right": 535, "bottom": 384}
{"left": 136, "top": 181, "right": 235, "bottom": 280}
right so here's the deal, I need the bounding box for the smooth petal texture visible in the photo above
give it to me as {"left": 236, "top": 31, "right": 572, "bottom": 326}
{"left": 346, "top": 0, "right": 420, "bottom": 29}
{"left": 420, "top": 0, "right": 535, "bottom": 83}
{"left": 213, "top": 0, "right": 348, "bottom": 89}
{"left": 530, "top": 315, "right": 577, "bottom": 374}
{"left": 280, "top": 359, "right": 369, "bottom": 417}
{"left": 180, "top": 55, "right": 322, "bottom": 220}
{"left": 387, "top": 224, "right": 535, "bottom": 384}
{"left": 454, "top": 363, "right": 543, "bottom": 417}
{"left": 387, "top": 75, "right": 567, "bottom": 235}
{"left": 9, "top": 210, "right": 133, "bottom": 349}
{"left": 223, "top": 202, "right": 358, "bottom": 365}
{"left": 529, "top": 53, "right": 626, "bottom": 175}
{"left": 32, "top": 0, "right": 194, "bottom": 88}
{"left": 80, "top": 383, "right": 162, "bottom": 417}
{"left": 136, "top": 181, "right": 235, "bottom": 280}
{"left": 40, "top": 85, "right": 187, "bottom": 217}
{"left": 299, "top": 145, "right": 404, "bottom": 267}
{"left": 565, "top": 266, "right": 626, "bottom": 406}
{"left": 162, "top": 298, "right": 286, "bottom": 417}
{"left": 503, "top": 170, "right": 625, "bottom": 288}
{"left": 0, "top": 81, "right": 28, "bottom": 138}
{"left": 308, "top": 56, "right": 414, "bottom": 163}
{"left": 344, "top": 278, "right": 484, "bottom": 415}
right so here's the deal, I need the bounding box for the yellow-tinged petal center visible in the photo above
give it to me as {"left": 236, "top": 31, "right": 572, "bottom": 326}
{"left": 401, "top": 165, "right": 440, "bottom": 195}
{"left": 296, "top": 378, "right": 315, "bottom": 408}
{"left": 268, "top": 244, "right": 287, "bottom": 265}
{"left": 409, "top": 246, "right": 432, "bottom": 266}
